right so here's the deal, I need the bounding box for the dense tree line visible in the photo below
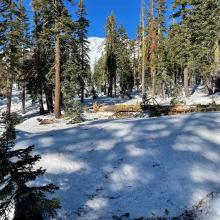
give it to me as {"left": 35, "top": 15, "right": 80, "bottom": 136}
{"left": 0, "top": 0, "right": 90, "bottom": 118}
{"left": 94, "top": 0, "right": 220, "bottom": 101}
{"left": 1, "top": 0, "right": 219, "bottom": 117}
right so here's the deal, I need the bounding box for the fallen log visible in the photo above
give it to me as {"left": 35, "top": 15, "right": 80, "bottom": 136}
{"left": 93, "top": 103, "right": 141, "bottom": 113}
{"left": 93, "top": 102, "right": 220, "bottom": 115}
{"left": 141, "top": 103, "right": 220, "bottom": 115}
{"left": 37, "top": 118, "right": 56, "bottom": 125}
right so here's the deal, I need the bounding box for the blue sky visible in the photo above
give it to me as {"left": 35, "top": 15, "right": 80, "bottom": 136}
{"left": 24, "top": 0, "right": 173, "bottom": 39}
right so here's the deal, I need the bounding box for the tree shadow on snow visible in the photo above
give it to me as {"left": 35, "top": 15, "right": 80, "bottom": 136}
{"left": 15, "top": 112, "right": 220, "bottom": 220}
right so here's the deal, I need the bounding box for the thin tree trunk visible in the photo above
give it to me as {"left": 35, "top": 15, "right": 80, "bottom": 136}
{"left": 54, "top": 34, "right": 61, "bottom": 118}
{"left": 151, "top": 67, "right": 156, "bottom": 97}
{"left": 80, "top": 38, "right": 85, "bottom": 103}
{"left": 108, "top": 70, "right": 113, "bottom": 97}
{"left": 184, "top": 65, "right": 190, "bottom": 97}
{"left": 6, "top": 78, "right": 13, "bottom": 114}
{"left": 204, "top": 77, "right": 213, "bottom": 95}
{"left": 114, "top": 74, "right": 116, "bottom": 98}
{"left": 80, "top": 79, "right": 84, "bottom": 103}
{"left": 141, "top": 2, "right": 146, "bottom": 101}
{"left": 162, "top": 80, "right": 165, "bottom": 100}
{"left": 215, "top": 40, "right": 220, "bottom": 92}
{"left": 38, "top": 89, "right": 45, "bottom": 115}
{"left": 44, "top": 87, "right": 53, "bottom": 113}
{"left": 21, "top": 84, "right": 25, "bottom": 114}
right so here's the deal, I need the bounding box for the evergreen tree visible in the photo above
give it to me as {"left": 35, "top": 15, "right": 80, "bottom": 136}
{"left": 93, "top": 53, "right": 107, "bottom": 93}
{"left": 53, "top": 0, "right": 67, "bottom": 118}
{"left": 30, "top": 0, "right": 75, "bottom": 117}
{"left": 16, "top": 0, "right": 30, "bottom": 114}
{"left": 188, "top": 0, "right": 220, "bottom": 94}
{"left": 31, "top": 0, "right": 47, "bottom": 115}
{"left": 146, "top": 0, "right": 158, "bottom": 97}
{"left": 0, "top": 1, "right": 22, "bottom": 114}
{"left": 0, "top": 113, "right": 60, "bottom": 220}
{"left": 76, "top": 0, "right": 90, "bottom": 103}
{"left": 105, "top": 13, "right": 117, "bottom": 97}
{"left": 172, "top": 0, "right": 191, "bottom": 97}
{"left": 116, "top": 25, "right": 134, "bottom": 96}
{"left": 140, "top": 0, "right": 147, "bottom": 100}
{"left": 155, "top": 0, "right": 167, "bottom": 98}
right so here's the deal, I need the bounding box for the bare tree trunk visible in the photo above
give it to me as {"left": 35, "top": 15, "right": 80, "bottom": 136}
{"left": 80, "top": 78, "right": 84, "bottom": 103}
{"left": 21, "top": 84, "right": 25, "bottom": 114}
{"left": 114, "top": 74, "right": 116, "bottom": 97}
{"left": 38, "top": 89, "right": 45, "bottom": 115}
{"left": 104, "top": 82, "right": 107, "bottom": 95}
{"left": 184, "top": 65, "right": 190, "bottom": 97}
{"left": 204, "top": 77, "right": 213, "bottom": 95}
{"left": 141, "top": 1, "right": 146, "bottom": 101}
{"left": 151, "top": 67, "right": 156, "bottom": 97}
{"left": 162, "top": 80, "right": 165, "bottom": 100}
{"left": 54, "top": 34, "right": 61, "bottom": 118}
{"left": 45, "top": 86, "right": 54, "bottom": 113}
{"left": 6, "top": 78, "right": 13, "bottom": 114}
{"left": 108, "top": 72, "right": 113, "bottom": 97}
{"left": 215, "top": 40, "right": 220, "bottom": 92}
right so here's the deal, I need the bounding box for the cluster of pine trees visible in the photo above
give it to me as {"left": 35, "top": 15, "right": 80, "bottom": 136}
{"left": 94, "top": 14, "right": 136, "bottom": 98}
{"left": 94, "top": 0, "right": 220, "bottom": 101}
{"left": 0, "top": 0, "right": 90, "bottom": 118}
{"left": 1, "top": 0, "right": 220, "bottom": 116}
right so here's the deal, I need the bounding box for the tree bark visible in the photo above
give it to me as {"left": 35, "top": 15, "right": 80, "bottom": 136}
{"left": 141, "top": 2, "right": 146, "bottom": 101}
{"left": 151, "top": 67, "right": 156, "bottom": 97}
{"left": 21, "top": 84, "right": 25, "bottom": 114}
{"left": 114, "top": 74, "right": 117, "bottom": 97}
{"left": 80, "top": 80, "right": 84, "bottom": 103}
{"left": 108, "top": 66, "right": 113, "bottom": 97}
{"left": 204, "top": 77, "right": 213, "bottom": 95}
{"left": 38, "top": 89, "right": 45, "bottom": 115}
{"left": 162, "top": 80, "right": 165, "bottom": 100}
{"left": 214, "top": 40, "right": 220, "bottom": 92}
{"left": 45, "top": 87, "right": 54, "bottom": 113}
{"left": 6, "top": 78, "right": 13, "bottom": 114}
{"left": 184, "top": 65, "right": 190, "bottom": 97}
{"left": 54, "top": 34, "right": 61, "bottom": 118}
{"left": 215, "top": 71, "right": 220, "bottom": 93}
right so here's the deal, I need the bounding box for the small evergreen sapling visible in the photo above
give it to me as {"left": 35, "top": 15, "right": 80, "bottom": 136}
{"left": 0, "top": 114, "right": 60, "bottom": 220}
{"left": 66, "top": 100, "right": 85, "bottom": 124}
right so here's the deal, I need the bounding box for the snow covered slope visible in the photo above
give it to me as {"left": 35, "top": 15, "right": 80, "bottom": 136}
{"left": 15, "top": 112, "right": 220, "bottom": 220}
{"left": 88, "top": 37, "right": 105, "bottom": 72}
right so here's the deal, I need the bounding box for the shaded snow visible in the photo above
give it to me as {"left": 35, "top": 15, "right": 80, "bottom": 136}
{"left": 15, "top": 112, "right": 220, "bottom": 220}
{"left": 1, "top": 85, "right": 220, "bottom": 219}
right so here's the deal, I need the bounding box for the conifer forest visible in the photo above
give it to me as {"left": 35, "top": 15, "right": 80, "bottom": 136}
{"left": 1, "top": 0, "right": 220, "bottom": 220}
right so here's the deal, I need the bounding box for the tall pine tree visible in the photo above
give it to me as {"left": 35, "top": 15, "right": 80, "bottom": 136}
{"left": 76, "top": 0, "right": 90, "bottom": 103}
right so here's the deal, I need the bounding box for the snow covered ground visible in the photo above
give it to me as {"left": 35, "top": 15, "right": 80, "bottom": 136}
{"left": 14, "top": 112, "right": 220, "bottom": 220}
{"left": 83, "top": 85, "right": 220, "bottom": 108}
{"left": 1, "top": 85, "right": 220, "bottom": 219}
{"left": 0, "top": 86, "right": 38, "bottom": 115}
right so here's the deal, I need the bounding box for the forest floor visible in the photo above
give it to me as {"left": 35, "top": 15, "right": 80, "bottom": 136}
{"left": 1, "top": 85, "right": 220, "bottom": 220}
{"left": 15, "top": 111, "right": 220, "bottom": 220}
